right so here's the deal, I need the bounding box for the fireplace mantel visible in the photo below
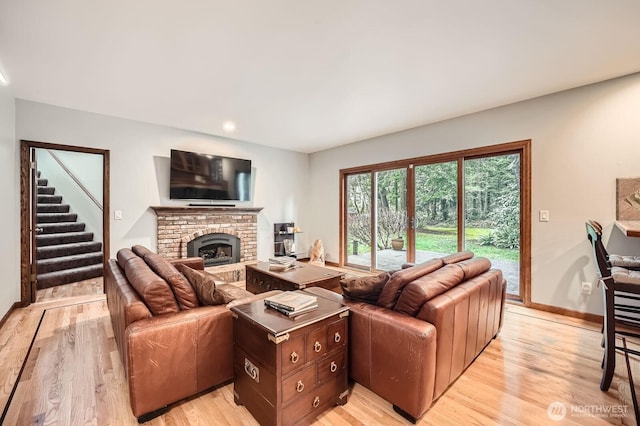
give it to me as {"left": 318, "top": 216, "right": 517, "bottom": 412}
{"left": 151, "top": 206, "right": 264, "bottom": 214}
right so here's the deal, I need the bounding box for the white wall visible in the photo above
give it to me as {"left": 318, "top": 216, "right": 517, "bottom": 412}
{"left": 309, "top": 72, "right": 640, "bottom": 315}
{"left": 16, "top": 100, "right": 311, "bottom": 261}
{"left": 0, "top": 86, "right": 19, "bottom": 319}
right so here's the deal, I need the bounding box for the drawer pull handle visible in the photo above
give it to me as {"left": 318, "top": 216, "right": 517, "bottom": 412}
{"left": 334, "top": 332, "right": 341, "bottom": 343}
{"left": 330, "top": 361, "right": 338, "bottom": 373}
{"left": 244, "top": 358, "right": 259, "bottom": 383}
{"left": 290, "top": 351, "right": 299, "bottom": 363}
{"left": 296, "top": 380, "right": 305, "bottom": 393}
{"left": 314, "top": 341, "right": 322, "bottom": 352}
{"left": 312, "top": 396, "right": 320, "bottom": 408}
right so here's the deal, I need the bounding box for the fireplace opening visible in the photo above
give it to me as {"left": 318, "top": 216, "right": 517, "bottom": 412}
{"left": 187, "top": 233, "right": 240, "bottom": 267}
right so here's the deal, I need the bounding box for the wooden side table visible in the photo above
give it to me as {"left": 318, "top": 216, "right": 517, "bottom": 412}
{"left": 230, "top": 291, "right": 349, "bottom": 426}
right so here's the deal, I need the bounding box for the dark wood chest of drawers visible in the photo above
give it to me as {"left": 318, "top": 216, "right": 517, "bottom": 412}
{"left": 231, "top": 293, "right": 349, "bottom": 426}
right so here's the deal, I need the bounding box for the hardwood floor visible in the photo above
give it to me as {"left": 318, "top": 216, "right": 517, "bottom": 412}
{"left": 1, "top": 278, "right": 638, "bottom": 425}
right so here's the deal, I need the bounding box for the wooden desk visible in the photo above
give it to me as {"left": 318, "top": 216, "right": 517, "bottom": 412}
{"left": 615, "top": 221, "right": 640, "bottom": 237}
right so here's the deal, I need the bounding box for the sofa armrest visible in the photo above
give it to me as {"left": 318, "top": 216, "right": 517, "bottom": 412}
{"left": 125, "top": 305, "right": 232, "bottom": 417}
{"left": 347, "top": 301, "right": 437, "bottom": 420}
{"left": 416, "top": 269, "right": 505, "bottom": 400}
{"left": 169, "top": 257, "right": 204, "bottom": 270}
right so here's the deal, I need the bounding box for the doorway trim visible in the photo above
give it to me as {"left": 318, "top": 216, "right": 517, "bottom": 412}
{"left": 19, "top": 140, "right": 110, "bottom": 305}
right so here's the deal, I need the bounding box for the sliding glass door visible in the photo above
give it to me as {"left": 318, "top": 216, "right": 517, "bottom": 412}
{"left": 341, "top": 141, "right": 530, "bottom": 301}
{"left": 375, "top": 168, "right": 407, "bottom": 271}
{"left": 464, "top": 154, "right": 521, "bottom": 297}
{"left": 345, "top": 168, "right": 408, "bottom": 271}
{"left": 413, "top": 161, "right": 458, "bottom": 263}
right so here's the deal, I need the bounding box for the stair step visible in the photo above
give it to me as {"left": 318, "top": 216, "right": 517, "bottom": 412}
{"left": 37, "top": 204, "right": 70, "bottom": 213}
{"left": 37, "top": 195, "right": 63, "bottom": 204}
{"left": 37, "top": 213, "right": 78, "bottom": 223}
{"left": 37, "top": 252, "right": 103, "bottom": 274}
{"left": 36, "top": 232, "right": 94, "bottom": 246}
{"left": 37, "top": 187, "right": 55, "bottom": 195}
{"left": 37, "top": 241, "right": 103, "bottom": 259}
{"left": 37, "top": 178, "right": 48, "bottom": 186}
{"left": 38, "top": 222, "right": 86, "bottom": 234}
{"left": 37, "top": 264, "right": 103, "bottom": 289}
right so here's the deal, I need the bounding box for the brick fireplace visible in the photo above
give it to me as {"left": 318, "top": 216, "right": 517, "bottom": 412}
{"left": 150, "top": 206, "right": 263, "bottom": 275}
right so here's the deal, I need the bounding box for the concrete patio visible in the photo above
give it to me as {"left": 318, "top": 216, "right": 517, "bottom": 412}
{"left": 347, "top": 249, "right": 520, "bottom": 296}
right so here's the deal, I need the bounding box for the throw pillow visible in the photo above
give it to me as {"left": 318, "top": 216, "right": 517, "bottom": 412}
{"left": 341, "top": 272, "right": 391, "bottom": 304}
{"left": 178, "top": 264, "right": 227, "bottom": 306}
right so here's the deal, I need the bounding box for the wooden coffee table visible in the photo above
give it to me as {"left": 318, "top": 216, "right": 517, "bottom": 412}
{"left": 245, "top": 261, "right": 343, "bottom": 294}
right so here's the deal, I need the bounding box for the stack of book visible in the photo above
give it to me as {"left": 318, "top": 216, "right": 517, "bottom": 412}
{"left": 264, "top": 291, "right": 318, "bottom": 317}
{"left": 268, "top": 257, "right": 296, "bottom": 272}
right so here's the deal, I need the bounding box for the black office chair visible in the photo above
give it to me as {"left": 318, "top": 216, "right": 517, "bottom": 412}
{"left": 585, "top": 220, "right": 640, "bottom": 392}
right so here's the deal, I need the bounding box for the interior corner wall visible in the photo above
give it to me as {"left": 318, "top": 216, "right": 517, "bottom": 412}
{"left": 0, "top": 86, "right": 18, "bottom": 319}
{"left": 15, "top": 100, "right": 310, "bottom": 262}
{"left": 308, "top": 72, "right": 640, "bottom": 315}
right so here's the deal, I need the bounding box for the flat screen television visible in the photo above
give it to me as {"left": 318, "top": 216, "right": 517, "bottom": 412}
{"left": 169, "top": 149, "right": 251, "bottom": 201}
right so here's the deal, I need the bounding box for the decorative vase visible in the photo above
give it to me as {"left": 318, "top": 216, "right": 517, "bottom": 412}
{"left": 391, "top": 238, "right": 404, "bottom": 251}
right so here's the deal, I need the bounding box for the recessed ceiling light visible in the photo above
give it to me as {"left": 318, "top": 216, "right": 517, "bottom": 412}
{"left": 223, "top": 121, "right": 236, "bottom": 133}
{"left": 0, "top": 71, "right": 7, "bottom": 86}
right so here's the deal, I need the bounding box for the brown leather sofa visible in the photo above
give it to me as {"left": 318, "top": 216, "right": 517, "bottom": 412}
{"left": 104, "top": 245, "right": 275, "bottom": 422}
{"left": 305, "top": 252, "right": 506, "bottom": 422}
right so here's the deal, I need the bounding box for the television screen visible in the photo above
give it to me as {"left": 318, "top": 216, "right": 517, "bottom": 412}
{"left": 169, "top": 149, "right": 251, "bottom": 201}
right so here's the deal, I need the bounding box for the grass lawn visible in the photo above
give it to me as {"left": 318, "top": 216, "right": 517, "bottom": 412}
{"left": 418, "top": 227, "right": 519, "bottom": 262}
{"left": 348, "top": 227, "right": 519, "bottom": 262}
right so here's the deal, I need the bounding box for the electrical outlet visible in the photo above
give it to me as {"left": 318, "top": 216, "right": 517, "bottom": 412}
{"left": 581, "top": 281, "right": 592, "bottom": 295}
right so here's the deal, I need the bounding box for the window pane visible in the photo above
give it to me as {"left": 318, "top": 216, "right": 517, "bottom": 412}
{"left": 414, "top": 162, "right": 458, "bottom": 262}
{"left": 346, "top": 173, "right": 372, "bottom": 268}
{"left": 375, "top": 168, "right": 407, "bottom": 271}
{"left": 464, "top": 154, "right": 520, "bottom": 296}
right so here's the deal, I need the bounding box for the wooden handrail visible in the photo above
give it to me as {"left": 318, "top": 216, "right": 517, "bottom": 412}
{"left": 46, "top": 149, "right": 103, "bottom": 211}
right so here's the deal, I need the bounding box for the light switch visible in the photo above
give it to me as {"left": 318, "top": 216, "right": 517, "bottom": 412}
{"left": 114, "top": 210, "right": 123, "bottom": 220}
{"left": 539, "top": 210, "right": 550, "bottom": 222}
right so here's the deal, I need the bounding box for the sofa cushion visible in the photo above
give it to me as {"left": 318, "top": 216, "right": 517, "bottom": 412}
{"left": 143, "top": 251, "right": 200, "bottom": 310}
{"left": 116, "top": 248, "right": 140, "bottom": 270}
{"left": 131, "top": 244, "right": 153, "bottom": 258}
{"left": 377, "top": 258, "right": 444, "bottom": 309}
{"left": 453, "top": 257, "right": 491, "bottom": 280}
{"left": 178, "top": 265, "right": 228, "bottom": 305}
{"left": 122, "top": 255, "right": 180, "bottom": 315}
{"left": 441, "top": 251, "right": 474, "bottom": 264}
{"left": 341, "top": 272, "right": 391, "bottom": 304}
{"left": 393, "top": 264, "right": 465, "bottom": 316}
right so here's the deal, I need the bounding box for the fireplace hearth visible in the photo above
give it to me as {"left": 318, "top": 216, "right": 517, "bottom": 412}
{"left": 187, "top": 233, "right": 240, "bottom": 267}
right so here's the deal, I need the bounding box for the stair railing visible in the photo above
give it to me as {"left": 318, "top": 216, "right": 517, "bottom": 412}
{"left": 46, "top": 150, "right": 103, "bottom": 211}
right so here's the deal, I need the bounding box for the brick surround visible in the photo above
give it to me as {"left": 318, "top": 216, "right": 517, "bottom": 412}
{"left": 150, "top": 206, "right": 263, "bottom": 262}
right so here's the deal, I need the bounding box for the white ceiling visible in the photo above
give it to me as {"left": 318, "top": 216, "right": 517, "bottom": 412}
{"left": 2, "top": 1, "right": 640, "bottom": 153}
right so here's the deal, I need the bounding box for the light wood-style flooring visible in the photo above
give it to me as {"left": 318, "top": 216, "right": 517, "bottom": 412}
{"left": 1, "top": 277, "right": 638, "bottom": 425}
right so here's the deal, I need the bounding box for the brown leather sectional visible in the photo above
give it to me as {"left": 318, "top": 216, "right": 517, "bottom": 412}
{"left": 104, "top": 245, "right": 276, "bottom": 422}
{"left": 106, "top": 246, "right": 504, "bottom": 423}
{"left": 305, "top": 251, "right": 506, "bottom": 422}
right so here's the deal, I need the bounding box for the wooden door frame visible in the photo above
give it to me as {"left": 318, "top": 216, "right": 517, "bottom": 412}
{"left": 19, "top": 140, "right": 110, "bottom": 306}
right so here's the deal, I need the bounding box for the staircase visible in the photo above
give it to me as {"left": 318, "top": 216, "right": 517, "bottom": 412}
{"left": 36, "top": 173, "right": 103, "bottom": 289}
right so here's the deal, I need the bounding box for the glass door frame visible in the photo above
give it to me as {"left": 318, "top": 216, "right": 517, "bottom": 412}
{"left": 339, "top": 139, "right": 531, "bottom": 305}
